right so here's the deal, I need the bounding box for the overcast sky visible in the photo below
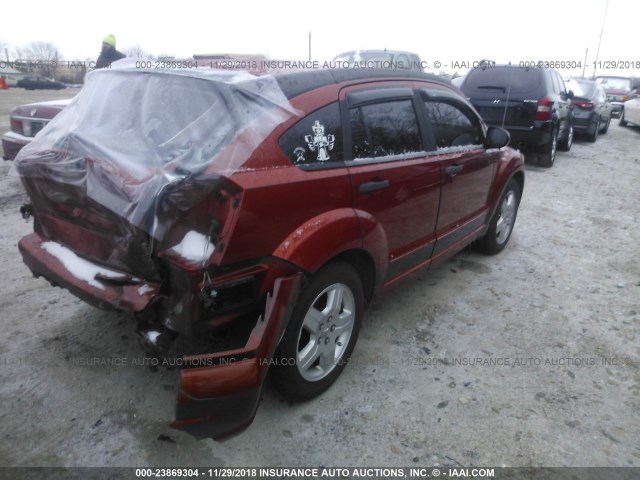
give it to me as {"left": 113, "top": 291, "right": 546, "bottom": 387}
{"left": 1, "top": 0, "right": 637, "bottom": 77}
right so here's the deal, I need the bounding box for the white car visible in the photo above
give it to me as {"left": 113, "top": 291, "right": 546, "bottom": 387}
{"left": 620, "top": 89, "right": 640, "bottom": 127}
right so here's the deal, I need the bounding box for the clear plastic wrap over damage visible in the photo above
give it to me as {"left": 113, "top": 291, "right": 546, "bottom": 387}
{"left": 14, "top": 60, "right": 299, "bottom": 241}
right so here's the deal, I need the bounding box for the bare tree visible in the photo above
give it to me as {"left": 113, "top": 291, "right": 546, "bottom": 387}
{"left": 0, "top": 39, "right": 9, "bottom": 62}
{"left": 123, "top": 44, "right": 154, "bottom": 59}
{"left": 21, "top": 41, "right": 62, "bottom": 77}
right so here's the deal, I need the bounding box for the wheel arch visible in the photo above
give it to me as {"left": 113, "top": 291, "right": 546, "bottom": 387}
{"left": 328, "top": 249, "right": 376, "bottom": 303}
{"left": 271, "top": 209, "right": 380, "bottom": 302}
{"left": 489, "top": 152, "right": 525, "bottom": 216}
{"left": 511, "top": 170, "right": 525, "bottom": 200}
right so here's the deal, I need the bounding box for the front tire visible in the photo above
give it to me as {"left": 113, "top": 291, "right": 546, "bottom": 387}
{"left": 476, "top": 179, "right": 521, "bottom": 255}
{"left": 274, "top": 262, "right": 364, "bottom": 401}
{"left": 620, "top": 110, "right": 628, "bottom": 127}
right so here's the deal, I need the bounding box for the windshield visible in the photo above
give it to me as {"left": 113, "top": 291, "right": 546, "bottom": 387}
{"left": 595, "top": 77, "right": 631, "bottom": 90}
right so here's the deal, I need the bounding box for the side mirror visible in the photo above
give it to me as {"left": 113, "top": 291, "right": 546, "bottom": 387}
{"left": 486, "top": 126, "right": 510, "bottom": 149}
{"left": 566, "top": 90, "right": 575, "bottom": 99}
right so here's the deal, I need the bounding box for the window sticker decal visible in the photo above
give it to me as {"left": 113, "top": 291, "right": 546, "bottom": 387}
{"left": 305, "top": 120, "right": 335, "bottom": 162}
{"left": 293, "top": 147, "right": 307, "bottom": 163}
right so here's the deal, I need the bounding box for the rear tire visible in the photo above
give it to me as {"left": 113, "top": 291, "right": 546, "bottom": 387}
{"left": 588, "top": 118, "right": 599, "bottom": 142}
{"left": 538, "top": 128, "right": 557, "bottom": 168}
{"left": 273, "top": 262, "right": 364, "bottom": 401}
{"left": 601, "top": 115, "right": 611, "bottom": 134}
{"left": 558, "top": 122, "right": 573, "bottom": 151}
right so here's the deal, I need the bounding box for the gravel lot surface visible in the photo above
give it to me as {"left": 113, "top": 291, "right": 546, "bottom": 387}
{"left": 0, "top": 88, "right": 639, "bottom": 470}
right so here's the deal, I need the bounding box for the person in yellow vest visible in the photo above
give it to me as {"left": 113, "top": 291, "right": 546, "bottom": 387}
{"left": 95, "top": 34, "right": 125, "bottom": 69}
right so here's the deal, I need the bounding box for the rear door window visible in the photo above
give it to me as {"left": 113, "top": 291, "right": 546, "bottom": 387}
{"left": 349, "top": 99, "right": 423, "bottom": 159}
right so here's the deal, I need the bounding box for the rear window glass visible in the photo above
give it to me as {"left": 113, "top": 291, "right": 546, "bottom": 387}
{"left": 279, "top": 102, "right": 343, "bottom": 165}
{"left": 463, "top": 67, "right": 542, "bottom": 94}
{"left": 565, "top": 80, "right": 595, "bottom": 99}
{"left": 595, "top": 77, "right": 631, "bottom": 91}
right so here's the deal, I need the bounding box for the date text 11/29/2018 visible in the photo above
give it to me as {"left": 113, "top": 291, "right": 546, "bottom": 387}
{"left": 134, "top": 467, "right": 497, "bottom": 478}
{"left": 518, "top": 60, "right": 640, "bottom": 70}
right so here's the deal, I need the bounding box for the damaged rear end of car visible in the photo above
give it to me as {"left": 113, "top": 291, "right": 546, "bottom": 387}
{"left": 15, "top": 61, "right": 302, "bottom": 440}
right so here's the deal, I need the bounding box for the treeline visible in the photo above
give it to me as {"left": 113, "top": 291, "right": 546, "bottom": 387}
{"left": 3, "top": 41, "right": 154, "bottom": 84}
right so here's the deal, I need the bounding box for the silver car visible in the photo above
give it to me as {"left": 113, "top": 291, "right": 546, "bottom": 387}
{"left": 620, "top": 89, "right": 640, "bottom": 127}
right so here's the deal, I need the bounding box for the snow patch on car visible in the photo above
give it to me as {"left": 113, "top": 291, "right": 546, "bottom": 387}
{"left": 41, "top": 241, "right": 134, "bottom": 289}
{"left": 169, "top": 231, "right": 215, "bottom": 263}
{"left": 137, "top": 284, "right": 155, "bottom": 296}
{"left": 436, "top": 144, "right": 482, "bottom": 153}
{"left": 26, "top": 98, "right": 74, "bottom": 108}
{"left": 144, "top": 330, "right": 161, "bottom": 343}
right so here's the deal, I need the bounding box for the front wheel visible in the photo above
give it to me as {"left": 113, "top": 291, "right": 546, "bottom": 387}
{"left": 620, "top": 110, "right": 628, "bottom": 127}
{"left": 273, "top": 262, "right": 364, "bottom": 401}
{"left": 476, "top": 179, "right": 521, "bottom": 255}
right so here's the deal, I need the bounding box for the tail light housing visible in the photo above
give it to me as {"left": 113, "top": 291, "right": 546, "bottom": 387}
{"left": 10, "top": 117, "right": 24, "bottom": 135}
{"left": 535, "top": 96, "right": 553, "bottom": 121}
{"left": 573, "top": 101, "right": 595, "bottom": 110}
{"left": 158, "top": 179, "right": 242, "bottom": 271}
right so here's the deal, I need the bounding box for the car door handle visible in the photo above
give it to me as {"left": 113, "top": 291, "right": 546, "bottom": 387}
{"left": 445, "top": 164, "right": 463, "bottom": 177}
{"left": 359, "top": 180, "right": 390, "bottom": 194}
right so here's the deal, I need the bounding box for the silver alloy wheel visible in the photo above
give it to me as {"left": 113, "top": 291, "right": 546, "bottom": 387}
{"left": 566, "top": 124, "right": 573, "bottom": 148}
{"left": 495, "top": 189, "right": 518, "bottom": 245}
{"left": 296, "top": 282, "right": 356, "bottom": 382}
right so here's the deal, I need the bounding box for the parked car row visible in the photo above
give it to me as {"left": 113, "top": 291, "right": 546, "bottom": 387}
{"left": 4, "top": 61, "right": 636, "bottom": 165}
{"left": 458, "top": 64, "right": 574, "bottom": 167}
{"left": 564, "top": 78, "right": 611, "bottom": 143}
{"left": 455, "top": 64, "right": 634, "bottom": 168}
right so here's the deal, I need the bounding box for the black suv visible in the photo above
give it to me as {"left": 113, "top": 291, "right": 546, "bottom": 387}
{"left": 460, "top": 64, "right": 574, "bottom": 167}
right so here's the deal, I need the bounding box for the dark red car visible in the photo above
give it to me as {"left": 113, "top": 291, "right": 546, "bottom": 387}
{"left": 594, "top": 75, "right": 634, "bottom": 118}
{"left": 2, "top": 98, "right": 71, "bottom": 160}
{"left": 15, "top": 63, "right": 525, "bottom": 440}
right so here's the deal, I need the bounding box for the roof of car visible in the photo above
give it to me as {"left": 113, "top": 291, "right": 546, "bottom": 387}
{"left": 567, "top": 77, "right": 595, "bottom": 83}
{"left": 274, "top": 68, "right": 448, "bottom": 99}
{"left": 594, "top": 75, "right": 630, "bottom": 79}
{"left": 336, "top": 49, "right": 418, "bottom": 55}
{"left": 103, "top": 60, "right": 449, "bottom": 101}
